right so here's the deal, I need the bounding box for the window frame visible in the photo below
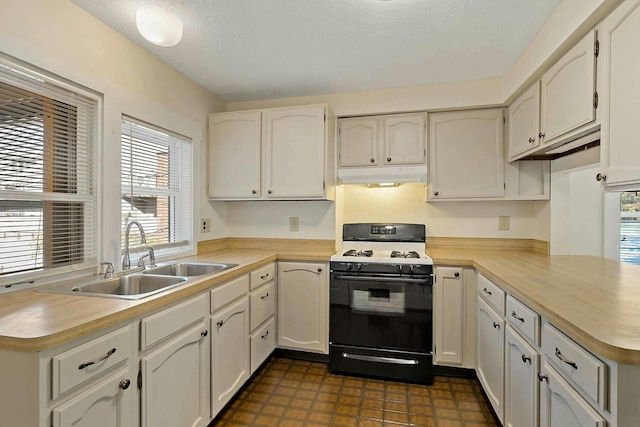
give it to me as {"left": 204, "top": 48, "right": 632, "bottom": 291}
{"left": 0, "top": 54, "right": 102, "bottom": 288}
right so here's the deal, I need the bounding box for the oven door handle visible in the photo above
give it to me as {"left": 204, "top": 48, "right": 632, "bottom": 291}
{"left": 332, "top": 275, "right": 432, "bottom": 284}
{"left": 342, "top": 352, "right": 419, "bottom": 365}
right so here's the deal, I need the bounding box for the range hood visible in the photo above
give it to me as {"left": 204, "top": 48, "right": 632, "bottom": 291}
{"left": 337, "top": 165, "right": 428, "bottom": 185}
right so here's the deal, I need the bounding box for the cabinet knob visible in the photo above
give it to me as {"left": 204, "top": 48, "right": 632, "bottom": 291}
{"left": 454, "top": 272, "right": 460, "bottom": 278}
{"left": 251, "top": 190, "right": 257, "bottom": 195}
{"left": 201, "top": 330, "right": 208, "bottom": 338}
{"left": 434, "top": 191, "right": 439, "bottom": 196}
{"left": 528, "top": 137, "right": 535, "bottom": 143}
{"left": 370, "top": 158, "right": 375, "bottom": 163}
{"left": 119, "top": 379, "right": 131, "bottom": 390}
{"left": 596, "top": 173, "right": 607, "bottom": 182}
{"left": 267, "top": 190, "right": 272, "bottom": 194}
{"left": 537, "top": 373, "right": 548, "bottom": 383}
{"left": 317, "top": 267, "right": 323, "bottom": 273}
{"left": 216, "top": 320, "right": 224, "bottom": 328}
{"left": 493, "top": 322, "right": 500, "bottom": 329}
{"left": 521, "top": 354, "right": 532, "bottom": 364}
{"left": 539, "top": 132, "right": 545, "bottom": 138}
{"left": 386, "top": 157, "right": 392, "bottom": 162}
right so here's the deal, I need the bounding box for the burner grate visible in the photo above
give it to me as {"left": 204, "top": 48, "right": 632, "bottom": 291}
{"left": 391, "top": 251, "right": 420, "bottom": 259}
{"left": 343, "top": 249, "right": 373, "bottom": 257}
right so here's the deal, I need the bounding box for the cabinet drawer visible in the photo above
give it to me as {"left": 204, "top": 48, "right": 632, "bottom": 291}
{"left": 211, "top": 274, "right": 249, "bottom": 312}
{"left": 250, "top": 281, "right": 275, "bottom": 331}
{"left": 506, "top": 295, "right": 540, "bottom": 345}
{"left": 251, "top": 317, "right": 275, "bottom": 374}
{"left": 52, "top": 325, "right": 132, "bottom": 399}
{"left": 542, "top": 323, "right": 607, "bottom": 410}
{"left": 250, "top": 263, "right": 275, "bottom": 290}
{"left": 477, "top": 274, "right": 506, "bottom": 315}
{"left": 140, "top": 294, "right": 207, "bottom": 351}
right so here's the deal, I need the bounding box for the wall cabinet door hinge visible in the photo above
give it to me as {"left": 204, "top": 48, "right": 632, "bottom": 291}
{"left": 323, "top": 181, "right": 326, "bottom": 190}
{"left": 593, "top": 92, "right": 599, "bottom": 108}
{"left": 594, "top": 40, "right": 600, "bottom": 57}
{"left": 324, "top": 113, "right": 327, "bottom": 122}
{"left": 503, "top": 116, "right": 506, "bottom": 124}
{"left": 137, "top": 371, "right": 142, "bottom": 390}
{"left": 504, "top": 182, "right": 506, "bottom": 190}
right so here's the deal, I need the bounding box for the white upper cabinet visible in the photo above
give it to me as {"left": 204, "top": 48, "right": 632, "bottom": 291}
{"left": 338, "top": 117, "right": 379, "bottom": 166}
{"left": 265, "top": 105, "right": 327, "bottom": 198}
{"left": 599, "top": 0, "right": 640, "bottom": 188}
{"left": 509, "top": 82, "right": 541, "bottom": 160}
{"left": 338, "top": 113, "right": 426, "bottom": 167}
{"left": 383, "top": 113, "right": 426, "bottom": 165}
{"left": 208, "top": 104, "right": 335, "bottom": 201}
{"left": 429, "top": 109, "right": 505, "bottom": 200}
{"left": 540, "top": 30, "right": 597, "bottom": 144}
{"left": 208, "top": 111, "right": 262, "bottom": 199}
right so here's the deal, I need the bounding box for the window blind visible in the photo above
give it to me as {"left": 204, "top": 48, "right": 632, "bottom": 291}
{"left": 0, "top": 61, "right": 98, "bottom": 277}
{"left": 121, "top": 117, "right": 191, "bottom": 254}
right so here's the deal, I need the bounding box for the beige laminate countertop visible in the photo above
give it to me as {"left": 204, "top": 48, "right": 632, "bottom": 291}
{"left": 429, "top": 248, "right": 640, "bottom": 366}
{"left": 0, "top": 248, "right": 334, "bottom": 353}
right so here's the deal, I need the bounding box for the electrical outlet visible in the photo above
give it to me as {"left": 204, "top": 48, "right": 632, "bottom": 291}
{"left": 202, "top": 218, "right": 211, "bottom": 233}
{"left": 498, "top": 216, "right": 510, "bottom": 231}
{"left": 289, "top": 217, "right": 300, "bottom": 232}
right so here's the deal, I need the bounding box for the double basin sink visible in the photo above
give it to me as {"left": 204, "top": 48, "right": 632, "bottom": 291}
{"left": 37, "top": 262, "right": 238, "bottom": 300}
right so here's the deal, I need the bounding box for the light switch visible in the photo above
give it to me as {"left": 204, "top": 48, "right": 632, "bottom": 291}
{"left": 289, "top": 217, "right": 299, "bottom": 232}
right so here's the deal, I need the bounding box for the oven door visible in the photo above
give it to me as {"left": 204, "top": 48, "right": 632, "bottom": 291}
{"left": 330, "top": 273, "right": 433, "bottom": 353}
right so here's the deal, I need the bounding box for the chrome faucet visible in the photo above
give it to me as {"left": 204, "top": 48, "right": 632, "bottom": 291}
{"left": 100, "top": 261, "right": 116, "bottom": 279}
{"left": 122, "top": 221, "right": 149, "bottom": 270}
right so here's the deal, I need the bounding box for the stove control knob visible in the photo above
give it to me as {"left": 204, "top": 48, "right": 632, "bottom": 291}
{"left": 409, "top": 265, "right": 416, "bottom": 273}
{"left": 356, "top": 263, "right": 363, "bottom": 271}
{"left": 346, "top": 263, "right": 353, "bottom": 270}
{"left": 397, "top": 264, "right": 403, "bottom": 272}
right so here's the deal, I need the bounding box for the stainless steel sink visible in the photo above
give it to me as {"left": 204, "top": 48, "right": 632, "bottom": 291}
{"left": 37, "top": 274, "right": 188, "bottom": 300}
{"left": 143, "top": 262, "right": 238, "bottom": 277}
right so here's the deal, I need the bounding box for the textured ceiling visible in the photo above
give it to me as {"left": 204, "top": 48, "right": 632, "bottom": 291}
{"left": 71, "top": 0, "right": 562, "bottom": 103}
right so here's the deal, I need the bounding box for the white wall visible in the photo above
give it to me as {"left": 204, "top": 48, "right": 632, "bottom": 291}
{"left": 0, "top": 0, "right": 227, "bottom": 267}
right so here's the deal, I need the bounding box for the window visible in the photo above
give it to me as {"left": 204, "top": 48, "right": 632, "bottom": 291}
{"left": 120, "top": 118, "right": 192, "bottom": 258}
{"left": 620, "top": 191, "right": 640, "bottom": 265}
{"left": 0, "top": 61, "right": 98, "bottom": 278}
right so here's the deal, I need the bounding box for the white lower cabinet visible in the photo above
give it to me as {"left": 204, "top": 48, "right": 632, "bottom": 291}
{"left": 251, "top": 317, "right": 276, "bottom": 374}
{"left": 477, "top": 296, "right": 505, "bottom": 423}
{"left": 277, "top": 262, "right": 328, "bottom": 354}
{"left": 540, "top": 361, "right": 606, "bottom": 427}
{"left": 140, "top": 321, "right": 209, "bottom": 427}
{"left": 505, "top": 326, "right": 540, "bottom": 427}
{"left": 52, "top": 368, "right": 134, "bottom": 427}
{"left": 434, "top": 267, "right": 464, "bottom": 366}
{"left": 211, "top": 297, "right": 250, "bottom": 416}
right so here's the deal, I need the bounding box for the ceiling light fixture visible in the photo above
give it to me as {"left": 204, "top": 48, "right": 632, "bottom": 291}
{"left": 136, "top": 6, "right": 183, "bottom": 47}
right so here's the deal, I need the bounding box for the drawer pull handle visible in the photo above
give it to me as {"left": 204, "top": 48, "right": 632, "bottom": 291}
{"left": 78, "top": 348, "right": 116, "bottom": 370}
{"left": 555, "top": 348, "right": 578, "bottom": 369}
{"left": 511, "top": 311, "right": 525, "bottom": 322}
{"left": 261, "top": 331, "right": 269, "bottom": 340}
{"left": 260, "top": 273, "right": 269, "bottom": 279}
{"left": 261, "top": 293, "right": 270, "bottom": 300}
{"left": 493, "top": 322, "right": 500, "bottom": 329}
{"left": 119, "top": 379, "right": 131, "bottom": 390}
{"left": 521, "top": 354, "right": 532, "bottom": 364}
{"left": 201, "top": 330, "right": 208, "bottom": 338}
{"left": 216, "top": 320, "right": 224, "bottom": 328}
{"left": 537, "top": 373, "right": 548, "bottom": 383}
{"left": 483, "top": 288, "right": 492, "bottom": 296}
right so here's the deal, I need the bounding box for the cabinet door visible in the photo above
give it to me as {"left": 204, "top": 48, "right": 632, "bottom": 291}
{"left": 509, "top": 82, "right": 541, "bottom": 160}
{"left": 338, "top": 117, "right": 379, "bottom": 166}
{"left": 434, "top": 267, "right": 464, "bottom": 366}
{"left": 52, "top": 369, "right": 134, "bottom": 427}
{"left": 383, "top": 113, "right": 426, "bottom": 165}
{"left": 540, "top": 31, "right": 597, "bottom": 144}
{"left": 211, "top": 297, "right": 250, "bottom": 416}
{"left": 600, "top": 0, "right": 640, "bottom": 187}
{"left": 477, "top": 296, "right": 505, "bottom": 423}
{"left": 539, "top": 362, "right": 606, "bottom": 427}
{"left": 429, "top": 109, "right": 505, "bottom": 199}
{"left": 141, "top": 322, "right": 209, "bottom": 427}
{"left": 277, "top": 262, "right": 328, "bottom": 354}
{"left": 208, "top": 111, "right": 261, "bottom": 199}
{"left": 264, "top": 106, "right": 326, "bottom": 198}
{"left": 505, "top": 326, "right": 539, "bottom": 427}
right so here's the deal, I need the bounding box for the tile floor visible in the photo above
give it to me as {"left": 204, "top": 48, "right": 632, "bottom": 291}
{"left": 211, "top": 357, "right": 500, "bottom": 427}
